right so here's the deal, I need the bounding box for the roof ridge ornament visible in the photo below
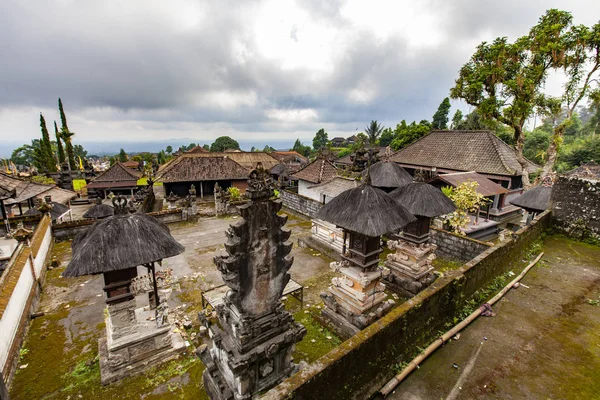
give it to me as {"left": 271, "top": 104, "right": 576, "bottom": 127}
{"left": 112, "top": 196, "right": 129, "bottom": 215}
{"left": 246, "top": 162, "right": 276, "bottom": 201}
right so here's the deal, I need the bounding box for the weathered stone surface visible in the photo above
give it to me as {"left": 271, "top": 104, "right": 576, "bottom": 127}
{"left": 199, "top": 164, "right": 306, "bottom": 400}
{"left": 552, "top": 176, "right": 600, "bottom": 240}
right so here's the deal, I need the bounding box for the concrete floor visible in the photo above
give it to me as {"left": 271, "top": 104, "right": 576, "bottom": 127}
{"left": 387, "top": 236, "right": 600, "bottom": 400}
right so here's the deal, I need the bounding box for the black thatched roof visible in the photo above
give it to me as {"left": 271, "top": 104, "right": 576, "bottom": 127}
{"left": 509, "top": 185, "right": 552, "bottom": 212}
{"left": 316, "top": 183, "right": 415, "bottom": 236}
{"left": 389, "top": 182, "right": 456, "bottom": 217}
{"left": 82, "top": 203, "right": 114, "bottom": 219}
{"left": 362, "top": 161, "right": 412, "bottom": 188}
{"left": 24, "top": 201, "right": 70, "bottom": 220}
{"left": 64, "top": 213, "right": 184, "bottom": 277}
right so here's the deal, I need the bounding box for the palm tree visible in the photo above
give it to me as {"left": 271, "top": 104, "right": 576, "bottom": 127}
{"left": 365, "top": 120, "right": 384, "bottom": 146}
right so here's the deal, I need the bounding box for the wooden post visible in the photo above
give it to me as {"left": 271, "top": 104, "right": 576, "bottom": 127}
{"left": 150, "top": 262, "right": 160, "bottom": 308}
{"left": 200, "top": 182, "right": 204, "bottom": 199}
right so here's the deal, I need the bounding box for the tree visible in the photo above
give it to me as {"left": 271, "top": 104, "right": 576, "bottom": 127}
{"left": 379, "top": 128, "right": 394, "bottom": 147}
{"left": 390, "top": 120, "right": 431, "bottom": 150}
{"left": 11, "top": 141, "right": 41, "bottom": 167}
{"left": 451, "top": 9, "right": 574, "bottom": 187}
{"left": 539, "top": 20, "right": 600, "bottom": 180}
{"left": 39, "top": 113, "right": 56, "bottom": 173}
{"left": 118, "top": 148, "right": 128, "bottom": 162}
{"left": 73, "top": 144, "right": 87, "bottom": 160}
{"left": 54, "top": 121, "right": 66, "bottom": 165}
{"left": 210, "top": 136, "right": 240, "bottom": 152}
{"left": 202, "top": 144, "right": 210, "bottom": 151}
{"left": 166, "top": 145, "right": 173, "bottom": 154}
{"left": 263, "top": 145, "right": 275, "bottom": 152}
{"left": 312, "top": 128, "right": 328, "bottom": 150}
{"left": 58, "top": 98, "right": 77, "bottom": 170}
{"left": 451, "top": 110, "right": 463, "bottom": 129}
{"left": 292, "top": 138, "right": 312, "bottom": 157}
{"left": 365, "top": 120, "right": 384, "bottom": 145}
{"left": 445, "top": 180, "right": 490, "bottom": 234}
{"left": 432, "top": 97, "right": 451, "bottom": 129}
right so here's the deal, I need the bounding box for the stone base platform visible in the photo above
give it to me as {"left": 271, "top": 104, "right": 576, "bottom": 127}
{"left": 99, "top": 312, "right": 186, "bottom": 385}
{"left": 320, "top": 308, "right": 360, "bottom": 339}
{"left": 385, "top": 269, "right": 437, "bottom": 298}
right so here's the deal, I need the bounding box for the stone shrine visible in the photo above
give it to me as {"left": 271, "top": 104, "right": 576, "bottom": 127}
{"left": 384, "top": 239, "right": 437, "bottom": 297}
{"left": 63, "top": 197, "right": 186, "bottom": 384}
{"left": 386, "top": 180, "right": 456, "bottom": 297}
{"left": 198, "top": 163, "right": 306, "bottom": 400}
{"left": 316, "top": 174, "right": 415, "bottom": 338}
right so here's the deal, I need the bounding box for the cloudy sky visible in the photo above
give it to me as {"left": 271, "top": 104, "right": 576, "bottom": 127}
{"left": 1, "top": 0, "right": 599, "bottom": 154}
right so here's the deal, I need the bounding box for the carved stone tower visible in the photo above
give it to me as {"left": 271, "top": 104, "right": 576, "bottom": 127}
{"left": 199, "top": 163, "right": 306, "bottom": 400}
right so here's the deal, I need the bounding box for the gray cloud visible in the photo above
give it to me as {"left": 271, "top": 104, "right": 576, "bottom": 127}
{"left": 1, "top": 0, "right": 599, "bottom": 147}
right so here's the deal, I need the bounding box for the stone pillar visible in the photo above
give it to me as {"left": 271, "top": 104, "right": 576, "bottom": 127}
{"left": 198, "top": 164, "right": 306, "bottom": 400}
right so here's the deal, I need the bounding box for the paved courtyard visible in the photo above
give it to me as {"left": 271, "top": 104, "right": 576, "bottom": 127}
{"left": 9, "top": 211, "right": 341, "bottom": 399}
{"left": 387, "top": 236, "right": 600, "bottom": 400}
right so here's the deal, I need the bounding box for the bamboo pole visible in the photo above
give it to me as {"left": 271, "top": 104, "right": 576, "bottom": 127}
{"left": 378, "top": 252, "right": 544, "bottom": 398}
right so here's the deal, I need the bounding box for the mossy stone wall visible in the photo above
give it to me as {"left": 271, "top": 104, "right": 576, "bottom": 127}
{"left": 261, "top": 211, "right": 551, "bottom": 400}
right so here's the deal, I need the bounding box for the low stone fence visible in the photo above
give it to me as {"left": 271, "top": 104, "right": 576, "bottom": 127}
{"left": 52, "top": 219, "right": 95, "bottom": 242}
{"left": 281, "top": 190, "right": 323, "bottom": 219}
{"left": 551, "top": 175, "right": 600, "bottom": 240}
{"left": 52, "top": 209, "right": 185, "bottom": 241}
{"left": 0, "top": 215, "right": 53, "bottom": 386}
{"left": 430, "top": 227, "right": 493, "bottom": 262}
{"left": 148, "top": 209, "right": 184, "bottom": 224}
{"left": 262, "top": 211, "right": 552, "bottom": 400}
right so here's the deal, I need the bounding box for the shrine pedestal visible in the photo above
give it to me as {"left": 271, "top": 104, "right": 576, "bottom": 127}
{"left": 99, "top": 305, "right": 186, "bottom": 385}
{"left": 321, "top": 261, "right": 395, "bottom": 338}
{"left": 384, "top": 240, "right": 437, "bottom": 297}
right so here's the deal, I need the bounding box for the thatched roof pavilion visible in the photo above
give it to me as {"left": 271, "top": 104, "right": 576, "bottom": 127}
{"left": 82, "top": 200, "right": 114, "bottom": 219}
{"left": 64, "top": 200, "right": 184, "bottom": 278}
{"left": 389, "top": 182, "right": 455, "bottom": 218}
{"left": 509, "top": 185, "right": 552, "bottom": 213}
{"left": 317, "top": 181, "right": 415, "bottom": 237}
{"left": 361, "top": 161, "right": 412, "bottom": 190}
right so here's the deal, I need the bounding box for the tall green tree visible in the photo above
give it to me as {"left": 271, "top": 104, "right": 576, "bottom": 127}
{"left": 432, "top": 97, "right": 451, "bottom": 129}
{"left": 39, "top": 113, "right": 57, "bottom": 172}
{"left": 118, "top": 148, "right": 128, "bottom": 162}
{"left": 379, "top": 128, "right": 394, "bottom": 147}
{"left": 166, "top": 145, "right": 173, "bottom": 154}
{"left": 58, "top": 98, "right": 76, "bottom": 169}
{"left": 312, "top": 128, "right": 328, "bottom": 150}
{"left": 54, "top": 121, "right": 66, "bottom": 165}
{"left": 451, "top": 10, "right": 574, "bottom": 187}
{"left": 390, "top": 120, "right": 431, "bottom": 150}
{"left": 210, "top": 136, "right": 240, "bottom": 152}
{"left": 292, "top": 138, "right": 312, "bottom": 156}
{"left": 365, "top": 120, "right": 384, "bottom": 145}
{"left": 451, "top": 110, "right": 463, "bottom": 129}
{"left": 539, "top": 20, "right": 600, "bottom": 180}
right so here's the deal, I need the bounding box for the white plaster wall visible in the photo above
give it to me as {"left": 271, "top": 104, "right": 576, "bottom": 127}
{"left": 298, "top": 180, "right": 322, "bottom": 202}
{"left": 0, "top": 257, "right": 34, "bottom": 371}
{"left": 33, "top": 226, "right": 52, "bottom": 277}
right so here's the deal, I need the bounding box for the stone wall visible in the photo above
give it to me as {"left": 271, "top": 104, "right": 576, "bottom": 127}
{"left": 281, "top": 189, "right": 323, "bottom": 219}
{"left": 551, "top": 176, "right": 600, "bottom": 240}
{"left": 148, "top": 209, "right": 184, "bottom": 224}
{"left": 430, "top": 227, "right": 493, "bottom": 262}
{"left": 261, "top": 211, "right": 552, "bottom": 400}
{"left": 53, "top": 209, "right": 184, "bottom": 242}
{"left": 52, "top": 219, "right": 95, "bottom": 242}
{"left": 0, "top": 215, "right": 53, "bottom": 386}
